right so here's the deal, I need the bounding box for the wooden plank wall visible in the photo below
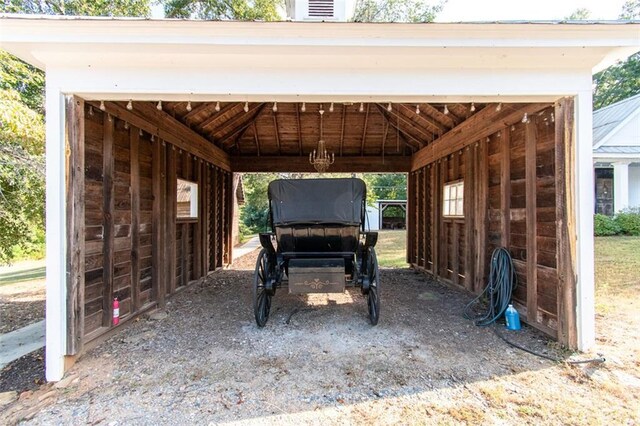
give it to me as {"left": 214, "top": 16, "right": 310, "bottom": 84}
{"left": 79, "top": 102, "right": 233, "bottom": 342}
{"left": 409, "top": 106, "right": 561, "bottom": 337}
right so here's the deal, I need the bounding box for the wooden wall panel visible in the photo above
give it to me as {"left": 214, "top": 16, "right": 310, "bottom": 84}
{"left": 407, "top": 104, "right": 562, "bottom": 339}
{"left": 77, "top": 101, "right": 233, "bottom": 346}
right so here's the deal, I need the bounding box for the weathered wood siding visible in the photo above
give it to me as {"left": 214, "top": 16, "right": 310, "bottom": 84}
{"left": 79, "top": 102, "right": 233, "bottom": 342}
{"left": 408, "top": 105, "right": 563, "bottom": 336}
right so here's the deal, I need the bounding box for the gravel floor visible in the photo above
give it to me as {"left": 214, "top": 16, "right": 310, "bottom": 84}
{"left": 7, "top": 250, "right": 563, "bottom": 425}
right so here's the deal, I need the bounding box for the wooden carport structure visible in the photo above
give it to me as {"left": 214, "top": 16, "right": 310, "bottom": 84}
{"left": 1, "top": 15, "right": 638, "bottom": 381}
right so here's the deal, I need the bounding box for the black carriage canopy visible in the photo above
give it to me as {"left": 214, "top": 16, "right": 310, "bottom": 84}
{"left": 268, "top": 178, "right": 367, "bottom": 226}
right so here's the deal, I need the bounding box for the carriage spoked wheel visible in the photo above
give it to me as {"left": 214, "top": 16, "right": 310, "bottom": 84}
{"left": 366, "top": 248, "right": 380, "bottom": 325}
{"left": 253, "top": 248, "right": 273, "bottom": 327}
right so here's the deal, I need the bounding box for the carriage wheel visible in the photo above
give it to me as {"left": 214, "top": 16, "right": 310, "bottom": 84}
{"left": 366, "top": 248, "right": 380, "bottom": 325}
{"left": 253, "top": 249, "right": 272, "bottom": 327}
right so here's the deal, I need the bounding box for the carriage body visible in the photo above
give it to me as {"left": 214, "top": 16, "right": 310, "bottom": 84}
{"left": 252, "top": 178, "right": 380, "bottom": 326}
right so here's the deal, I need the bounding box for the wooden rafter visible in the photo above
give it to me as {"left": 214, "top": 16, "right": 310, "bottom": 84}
{"left": 360, "top": 104, "right": 370, "bottom": 156}
{"left": 377, "top": 104, "right": 431, "bottom": 144}
{"left": 217, "top": 103, "right": 267, "bottom": 146}
{"left": 411, "top": 103, "right": 549, "bottom": 170}
{"left": 198, "top": 102, "right": 240, "bottom": 132}
{"left": 209, "top": 103, "right": 264, "bottom": 138}
{"left": 419, "top": 103, "right": 456, "bottom": 130}
{"left": 253, "top": 121, "right": 261, "bottom": 156}
{"left": 273, "top": 111, "right": 281, "bottom": 155}
{"left": 232, "top": 155, "right": 411, "bottom": 173}
{"left": 398, "top": 103, "right": 447, "bottom": 134}
{"left": 340, "top": 104, "right": 346, "bottom": 157}
{"left": 183, "top": 102, "right": 215, "bottom": 124}
{"left": 375, "top": 104, "right": 424, "bottom": 150}
{"left": 296, "top": 104, "right": 303, "bottom": 155}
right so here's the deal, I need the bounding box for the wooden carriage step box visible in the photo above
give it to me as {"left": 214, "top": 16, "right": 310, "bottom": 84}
{"left": 288, "top": 258, "right": 346, "bottom": 294}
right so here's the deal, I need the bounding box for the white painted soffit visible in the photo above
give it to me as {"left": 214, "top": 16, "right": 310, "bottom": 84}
{"left": 0, "top": 15, "right": 638, "bottom": 72}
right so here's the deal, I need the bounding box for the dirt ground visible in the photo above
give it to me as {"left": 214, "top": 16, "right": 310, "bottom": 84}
{"left": 4, "top": 245, "right": 638, "bottom": 425}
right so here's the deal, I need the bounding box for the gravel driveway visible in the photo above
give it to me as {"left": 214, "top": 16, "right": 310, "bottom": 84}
{"left": 7, "top": 254, "right": 561, "bottom": 425}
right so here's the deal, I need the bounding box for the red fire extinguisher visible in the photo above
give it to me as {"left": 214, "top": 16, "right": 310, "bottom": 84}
{"left": 113, "top": 297, "right": 120, "bottom": 326}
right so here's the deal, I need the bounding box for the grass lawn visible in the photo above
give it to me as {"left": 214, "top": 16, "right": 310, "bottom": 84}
{"left": 375, "top": 230, "right": 407, "bottom": 268}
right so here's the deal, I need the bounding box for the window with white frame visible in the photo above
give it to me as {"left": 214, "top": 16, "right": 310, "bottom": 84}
{"left": 443, "top": 180, "right": 464, "bottom": 217}
{"left": 177, "top": 179, "right": 198, "bottom": 219}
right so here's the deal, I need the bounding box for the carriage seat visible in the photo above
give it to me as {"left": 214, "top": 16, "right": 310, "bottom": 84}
{"left": 275, "top": 224, "right": 360, "bottom": 253}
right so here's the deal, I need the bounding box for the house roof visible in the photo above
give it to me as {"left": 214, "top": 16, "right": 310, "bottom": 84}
{"left": 593, "top": 93, "right": 640, "bottom": 147}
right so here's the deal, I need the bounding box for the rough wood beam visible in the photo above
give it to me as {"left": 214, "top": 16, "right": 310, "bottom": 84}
{"left": 555, "top": 98, "right": 578, "bottom": 348}
{"left": 197, "top": 102, "right": 238, "bottom": 131}
{"left": 130, "top": 126, "right": 140, "bottom": 313}
{"left": 209, "top": 103, "right": 264, "bottom": 139}
{"left": 101, "top": 113, "right": 115, "bottom": 327}
{"left": 361, "top": 104, "right": 370, "bottom": 156}
{"left": 375, "top": 105, "right": 424, "bottom": 150}
{"left": 340, "top": 105, "right": 346, "bottom": 157}
{"left": 218, "top": 103, "right": 267, "bottom": 147}
{"left": 273, "top": 111, "right": 281, "bottom": 155}
{"left": 381, "top": 120, "right": 389, "bottom": 156}
{"left": 419, "top": 103, "right": 456, "bottom": 130}
{"left": 525, "top": 116, "right": 538, "bottom": 325}
{"left": 398, "top": 103, "right": 447, "bottom": 134}
{"left": 296, "top": 104, "right": 303, "bottom": 155}
{"left": 411, "top": 103, "right": 549, "bottom": 171}
{"left": 88, "top": 101, "right": 231, "bottom": 171}
{"left": 183, "top": 102, "right": 215, "bottom": 124}
{"left": 253, "top": 122, "right": 261, "bottom": 156}
{"left": 231, "top": 156, "right": 411, "bottom": 173}
{"left": 65, "top": 96, "right": 85, "bottom": 354}
{"left": 378, "top": 104, "right": 431, "bottom": 144}
{"left": 500, "top": 128, "right": 511, "bottom": 247}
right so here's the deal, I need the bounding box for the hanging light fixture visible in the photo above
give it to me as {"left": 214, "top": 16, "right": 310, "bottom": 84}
{"left": 301, "top": 102, "right": 306, "bottom": 112}
{"left": 359, "top": 102, "right": 364, "bottom": 113}
{"left": 214, "top": 101, "right": 221, "bottom": 112}
{"left": 496, "top": 103, "right": 502, "bottom": 112}
{"left": 309, "top": 105, "right": 334, "bottom": 173}
{"left": 443, "top": 104, "right": 449, "bottom": 115}
{"left": 186, "top": 101, "right": 192, "bottom": 112}
{"left": 156, "top": 100, "right": 162, "bottom": 111}
{"left": 244, "top": 102, "right": 249, "bottom": 113}
{"left": 470, "top": 102, "right": 476, "bottom": 112}
{"left": 522, "top": 112, "right": 529, "bottom": 123}
{"left": 416, "top": 104, "right": 420, "bottom": 115}
{"left": 329, "top": 102, "right": 334, "bottom": 113}
{"left": 126, "top": 100, "right": 133, "bottom": 111}
{"left": 387, "top": 102, "right": 392, "bottom": 112}
{"left": 99, "top": 101, "right": 106, "bottom": 111}
{"left": 272, "top": 101, "right": 278, "bottom": 112}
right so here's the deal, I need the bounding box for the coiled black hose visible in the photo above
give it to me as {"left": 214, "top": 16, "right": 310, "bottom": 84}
{"left": 464, "top": 247, "right": 516, "bottom": 326}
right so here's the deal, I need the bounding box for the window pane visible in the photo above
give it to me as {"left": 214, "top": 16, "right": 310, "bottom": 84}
{"left": 177, "top": 179, "right": 198, "bottom": 219}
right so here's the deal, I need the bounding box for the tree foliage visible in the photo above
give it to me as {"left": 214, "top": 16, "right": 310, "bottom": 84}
{"left": 351, "top": 0, "right": 445, "bottom": 22}
{"left": 592, "top": 0, "right": 640, "bottom": 109}
{"left": 161, "top": 0, "right": 282, "bottom": 20}
{"left": 565, "top": 8, "right": 591, "bottom": 20}
{"left": 1, "top": 0, "right": 150, "bottom": 16}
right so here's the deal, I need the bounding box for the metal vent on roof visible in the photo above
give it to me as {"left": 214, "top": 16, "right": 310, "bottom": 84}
{"left": 308, "top": 0, "right": 334, "bottom": 17}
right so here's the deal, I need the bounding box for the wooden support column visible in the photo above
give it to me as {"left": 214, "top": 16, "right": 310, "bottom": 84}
{"left": 464, "top": 146, "right": 475, "bottom": 292}
{"left": 555, "top": 98, "right": 578, "bottom": 347}
{"left": 130, "top": 127, "right": 141, "bottom": 312}
{"left": 414, "top": 171, "right": 420, "bottom": 264}
{"left": 406, "top": 172, "right": 415, "bottom": 264}
{"left": 65, "top": 96, "right": 85, "bottom": 354}
{"left": 525, "top": 117, "right": 538, "bottom": 323}
{"left": 451, "top": 155, "right": 460, "bottom": 287}
{"left": 211, "top": 168, "right": 219, "bottom": 269}
{"left": 194, "top": 159, "right": 202, "bottom": 279}
{"left": 500, "top": 129, "right": 511, "bottom": 248}
{"left": 438, "top": 157, "right": 447, "bottom": 278}
{"left": 221, "top": 172, "right": 227, "bottom": 265}
{"left": 474, "top": 140, "right": 488, "bottom": 293}
{"left": 166, "top": 146, "right": 177, "bottom": 294}
{"left": 202, "top": 162, "right": 210, "bottom": 275}
{"left": 101, "top": 113, "right": 115, "bottom": 327}
{"left": 431, "top": 165, "right": 438, "bottom": 275}
{"left": 152, "top": 138, "right": 166, "bottom": 308}
{"left": 227, "top": 173, "right": 234, "bottom": 264}
{"left": 422, "top": 168, "right": 428, "bottom": 270}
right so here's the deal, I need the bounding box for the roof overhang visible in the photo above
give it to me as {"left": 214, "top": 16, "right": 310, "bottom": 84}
{"left": 1, "top": 16, "right": 638, "bottom": 75}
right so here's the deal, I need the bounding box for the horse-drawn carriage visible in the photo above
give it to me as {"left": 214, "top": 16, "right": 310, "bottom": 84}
{"left": 252, "top": 178, "right": 380, "bottom": 326}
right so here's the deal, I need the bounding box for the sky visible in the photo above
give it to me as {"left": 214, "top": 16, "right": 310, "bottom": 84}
{"left": 151, "top": 0, "right": 629, "bottom": 20}
{"left": 436, "top": 0, "right": 627, "bottom": 22}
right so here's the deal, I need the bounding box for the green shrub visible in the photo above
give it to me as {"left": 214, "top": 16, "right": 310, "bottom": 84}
{"left": 594, "top": 214, "right": 621, "bottom": 236}
{"left": 614, "top": 208, "right": 640, "bottom": 236}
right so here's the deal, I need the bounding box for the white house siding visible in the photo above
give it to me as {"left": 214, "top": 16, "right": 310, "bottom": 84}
{"left": 630, "top": 164, "right": 640, "bottom": 208}
{"left": 366, "top": 205, "right": 380, "bottom": 231}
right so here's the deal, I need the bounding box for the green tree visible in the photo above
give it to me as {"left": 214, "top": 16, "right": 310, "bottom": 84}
{"left": 352, "top": 0, "right": 445, "bottom": 22}
{"left": 0, "top": 1, "right": 152, "bottom": 263}
{"left": 592, "top": 0, "right": 640, "bottom": 109}
{"left": 367, "top": 174, "right": 407, "bottom": 200}
{"left": 565, "top": 8, "right": 591, "bottom": 20}
{"left": 161, "top": 0, "right": 282, "bottom": 21}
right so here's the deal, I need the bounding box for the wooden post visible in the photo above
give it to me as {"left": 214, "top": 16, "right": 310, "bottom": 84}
{"left": 525, "top": 117, "right": 538, "bottom": 324}
{"left": 166, "top": 146, "right": 176, "bottom": 294}
{"left": 451, "top": 154, "right": 460, "bottom": 286}
{"left": 130, "top": 126, "right": 141, "bottom": 312}
{"left": 431, "top": 165, "right": 438, "bottom": 275}
{"left": 555, "top": 98, "right": 578, "bottom": 348}
{"left": 194, "top": 159, "right": 202, "bottom": 279}
{"left": 65, "top": 96, "right": 85, "bottom": 354}
{"left": 101, "top": 112, "right": 115, "bottom": 327}
{"left": 406, "top": 172, "right": 415, "bottom": 264}
{"left": 474, "top": 140, "right": 488, "bottom": 293}
{"left": 152, "top": 138, "right": 166, "bottom": 308}
{"left": 500, "top": 128, "right": 511, "bottom": 248}
{"left": 201, "top": 162, "right": 209, "bottom": 276}
{"left": 422, "top": 168, "right": 428, "bottom": 270}
{"left": 464, "top": 146, "right": 475, "bottom": 292}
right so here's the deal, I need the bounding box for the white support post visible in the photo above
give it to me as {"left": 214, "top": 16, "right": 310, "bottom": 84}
{"left": 613, "top": 161, "right": 630, "bottom": 213}
{"left": 45, "top": 85, "right": 67, "bottom": 381}
{"left": 575, "top": 91, "right": 595, "bottom": 351}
